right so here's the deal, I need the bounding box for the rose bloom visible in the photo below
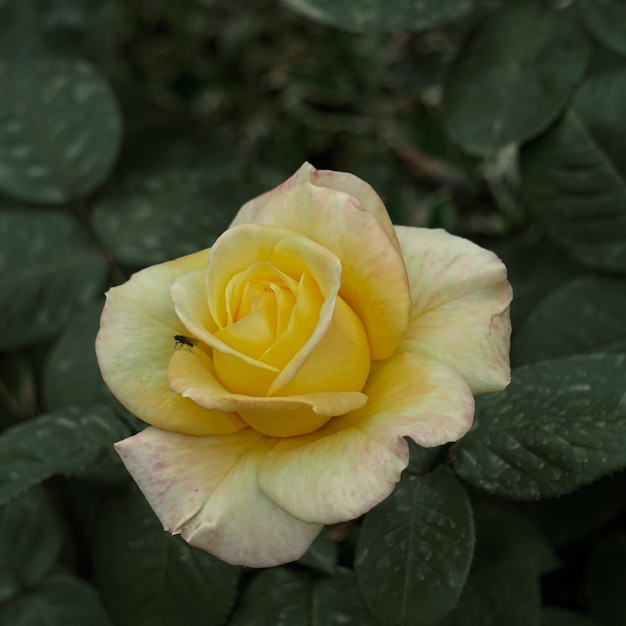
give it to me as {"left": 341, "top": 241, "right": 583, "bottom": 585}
{"left": 96, "top": 163, "right": 511, "bottom": 567}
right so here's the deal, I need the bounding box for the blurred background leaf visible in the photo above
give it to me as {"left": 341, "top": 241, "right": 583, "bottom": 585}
{"left": 0, "top": 405, "right": 131, "bottom": 505}
{"left": 0, "top": 207, "right": 106, "bottom": 350}
{"left": 443, "top": 2, "right": 590, "bottom": 158}
{"left": 521, "top": 67, "right": 626, "bottom": 273}
{"left": 0, "top": 59, "right": 121, "bottom": 203}
{"left": 230, "top": 567, "right": 376, "bottom": 626}
{"left": 281, "top": 0, "right": 474, "bottom": 34}
{"left": 585, "top": 533, "right": 626, "bottom": 626}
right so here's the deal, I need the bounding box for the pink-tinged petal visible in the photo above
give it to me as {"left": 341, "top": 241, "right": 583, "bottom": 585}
{"left": 232, "top": 162, "right": 400, "bottom": 249}
{"left": 308, "top": 167, "right": 400, "bottom": 249}
{"left": 258, "top": 351, "right": 474, "bottom": 524}
{"left": 96, "top": 251, "right": 245, "bottom": 436}
{"left": 167, "top": 347, "right": 367, "bottom": 437}
{"left": 115, "top": 428, "right": 323, "bottom": 567}
{"left": 396, "top": 226, "right": 512, "bottom": 394}
{"left": 230, "top": 162, "right": 318, "bottom": 227}
{"left": 232, "top": 182, "right": 409, "bottom": 360}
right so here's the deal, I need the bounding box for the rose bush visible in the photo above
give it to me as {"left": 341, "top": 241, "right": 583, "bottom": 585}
{"left": 96, "top": 163, "right": 512, "bottom": 567}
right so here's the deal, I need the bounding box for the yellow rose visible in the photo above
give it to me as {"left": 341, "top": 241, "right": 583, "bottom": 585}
{"left": 96, "top": 163, "right": 512, "bottom": 567}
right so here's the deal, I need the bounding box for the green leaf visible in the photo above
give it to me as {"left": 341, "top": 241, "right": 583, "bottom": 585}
{"left": 0, "top": 405, "right": 131, "bottom": 504}
{"left": 492, "top": 241, "right": 580, "bottom": 330}
{"left": 512, "top": 276, "right": 626, "bottom": 366}
{"left": 93, "top": 171, "right": 236, "bottom": 266}
{"left": 0, "top": 574, "right": 113, "bottom": 626}
{"left": 231, "top": 567, "right": 375, "bottom": 626}
{"left": 543, "top": 607, "right": 599, "bottom": 626}
{"left": 281, "top": 0, "right": 473, "bottom": 34}
{"left": 404, "top": 438, "right": 441, "bottom": 476}
{"left": 0, "top": 59, "right": 121, "bottom": 203}
{"left": 93, "top": 484, "right": 240, "bottom": 626}
{"left": 586, "top": 533, "right": 626, "bottom": 626}
{"left": 526, "top": 472, "right": 626, "bottom": 547}
{"left": 443, "top": 2, "right": 590, "bottom": 157}
{"left": 444, "top": 560, "right": 541, "bottom": 626}
{"left": 44, "top": 301, "right": 106, "bottom": 410}
{"left": 520, "top": 67, "right": 626, "bottom": 273}
{"left": 0, "top": 487, "right": 62, "bottom": 605}
{"left": 298, "top": 537, "right": 339, "bottom": 576}
{"left": 0, "top": 208, "right": 106, "bottom": 350}
{"left": 472, "top": 501, "right": 557, "bottom": 575}
{"left": 355, "top": 467, "right": 474, "bottom": 626}
{"left": 452, "top": 353, "right": 626, "bottom": 499}
{"left": 580, "top": 0, "right": 626, "bottom": 58}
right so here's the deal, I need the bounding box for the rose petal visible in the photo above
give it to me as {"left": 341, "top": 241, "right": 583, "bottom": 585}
{"left": 171, "top": 225, "right": 349, "bottom": 396}
{"left": 396, "top": 226, "right": 512, "bottom": 394}
{"left": 167, "top": 347, "right": 367, "bottom": 437}
{"left": 231, "top": 181, "right": 410, "bottom": 360}
{"left": 115, "top": 428, "right": 323, "bottom": 567}
{"left": 258, "top": 351, "right": 474, "bottom": 524}
{"left": 273, "top": 295, "right": 370, "bottom": 398}
{"left": 232, "top": 162, "right": 400, "bottom": 249}
{"left": 207, "top": 224, "right": 341, "bottom": 328}
{"left": 170, "top": 268, "right": 281, "bottom": 377}
{"left": 96, "top": 251, "right": 245, "bottom": 435}
{"left": 309, "top": 167, "right": 400, "bottom": 249}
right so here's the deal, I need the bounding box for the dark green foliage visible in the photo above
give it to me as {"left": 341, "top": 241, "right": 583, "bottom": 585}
{"left": 443, "top": 2, "right": 590, "bottom": 158}
{"left": 355, "top": 467, "right": 474, "bottom": 626}
{"left": 93, "top": 484, "right": 241, "bottom": 626}
{"left": 0, "top": 208, "right": 106, "bottom": 350}
{"left": 512, "top": 276, "right": 626, "bottom": 366}
{"left": 452, "top": 354, "right": 626, "bottom": 499}
{"left": 586, "top": 534, "right": 626, "bottom": 625}
{"left": 1, "top": 0, "right": 626, "bottom": 624}
{"left": 230, "top": 567, "right": 376, "bottom": 626}
{"left": 521, "top": 68, "right": 626, "bottom": 272}
{"left": 0, "top": 60, "right": 121, "bottom": 203}
{"left": 281, "top": 0, "right": 474, "bottom": 34}
{"left": 0, "top": 405, "right": 131, "bottom": 504}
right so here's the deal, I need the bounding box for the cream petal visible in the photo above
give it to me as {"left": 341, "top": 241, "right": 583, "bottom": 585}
{"left": 115, "top": 428, "right": 323, "bottom": 567}
{"left": 96, "top": 250, "right": 245, "bottom": 435}
{"left": 232, "top": 162, "right": 400, "bottom": 248}
{"left": 396, "top": 226, "right": 512, "bottom": 394}
{"left": 230, "top": 162, "right": 318, "bottom": 227}
{"left": 258, "top": 351, "right": 474, "bottom": 524}
{"left": 308, "top": 167, "right": 400, "bottom": 249}
{"left": 167, "top": 347, "right": 367, "bottom": 437}
{"left": 231, "top": 182, "right": 409, "bottom": 360}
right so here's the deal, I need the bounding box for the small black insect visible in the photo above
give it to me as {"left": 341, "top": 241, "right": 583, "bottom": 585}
{"left": 173, "top": 334, "right": 197, "bottom": 350}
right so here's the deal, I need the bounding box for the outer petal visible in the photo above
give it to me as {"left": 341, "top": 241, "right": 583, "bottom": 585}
{"left": 258, "top": 351, "right": 474, "bottom": 524}
{"left": 396, "top": 226, "right": 512, "bottom": 394}
{"left": 96, "top": 250, "right": 245, "bottom": 436}
{"left": 232, "top": 162, "right": 400, "bottom": 248}
{"left": 231, "top": 182, "right": 409, "bottom": 360}
{"left": 115, "top": 428, "right": 323, "bottom": 567}
{"left": 167, "top": 347, "right": 367, "bottom": 437}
